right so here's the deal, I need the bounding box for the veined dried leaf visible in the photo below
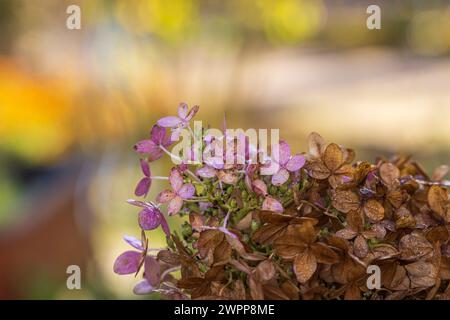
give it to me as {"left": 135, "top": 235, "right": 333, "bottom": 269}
{"left": 306, "top": 161, "right": 330, "bottom": 180}
{"left": 294, "top": 250, "right": 317, "bottom": 284}
{"left": 426, "top": 226, "right": 449, "bottom": 243}
{"left": 323, "top": 143, "right": 344, "bottom": 172}
{"left": 428, "top": 185, "right": 449, "bottom": 221}
{"left": 379, "top": 163, "right": 400, "bottom": 187}
{"left": 262, "top": 285, "right": 291, "bottom": 300}
{"left": 307, "top": 132, "right": 326, "bottom": 159}
{"left": 332, "top": 191, "right": 360, "bottom": 213}
{"left": 249, "top": 275, "right": 264, "bottom": 300}
{"left": 336, "top": 228, "right": 357, "bottom": 240}
{"left": 406, "top": 261, "right": 437, "bottom": 289}
{"left": 311, "top": 242, "right": 340, "bottom": 264}
{"left": 157, "top": 250, "right": 180, "bottom": 265}
{"left": 399, "top": 234, "right": 433, "bottom": 261}
{"left": 347, "top": 210, "right": 364, "bottom": 232}
{"left": 256, "top": 260, "right": 276, "bottom": 283}
{"left": 235, "top": 212, "right": 253, "bottom": 230}
{"left": 354, "top": 235, "right": 369, "bottom": 258}
{"left": 363, "top": 200, "right": 385, "bottom": 222}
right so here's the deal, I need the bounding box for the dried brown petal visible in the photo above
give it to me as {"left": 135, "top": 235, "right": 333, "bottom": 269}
{"left": 363, "top": 200, "right": 385, "bottom": 222}
{"left": 311, "top": 242, "right": 340, "bottom": 264}
{"left": 379, "top": 163, "right": 400, "bottom": 187}
{"left": 248, "top": 275, "right": 264, "bottom": 300}
{"left": 406, "top": 261, "right": 437, "bottom": 289}
{"left": 335, "top": 228, "right": 358, "bottom": 240}
{"left": 157, "top": 250, "right": 180, "bottom": 265}
{"left": 323, "top": 143, "right": 344, "bottom": 172}
{"left": 307, "top": 132, "right": 326, "bottom": 159}
{"left": 399, "top": 234, "right": 433, "bottom": 261}
{"left": 256, "top": 260, "right": 276, "bottom": 283}
{"left": 306, "top": 161, "right": 330, "bottom": 180}
{"left": 332, "top": 191, "right": 360, "bottom": 213}
{"left": 294, "top": 250, "right": 317, "bottom": 284}
{"left": 353, "top": 235, "right": 369, "bottom": 258}
{"left": 428, "top": 185, "right": 449, "bottom": 222}
{"left": 346, "top": 210, "right": 364, "bottom": 232}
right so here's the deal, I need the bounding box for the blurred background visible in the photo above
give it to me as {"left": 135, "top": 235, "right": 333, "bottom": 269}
{"left": 1, "top": 0, "right": 450, "bottom": 299}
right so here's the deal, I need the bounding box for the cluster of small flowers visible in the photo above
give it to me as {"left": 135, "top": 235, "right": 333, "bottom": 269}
{"left": 113, "top": 103, "right": 306, "bottom": 297}
{"left": 114, "top": 103, "right": 450, "bottom": 300}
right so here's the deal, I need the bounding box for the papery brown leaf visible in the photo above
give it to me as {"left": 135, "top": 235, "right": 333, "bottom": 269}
{"left": 363, "top": 199, "right": 385, "bottom": 222}
{"left": 252, "top": 223, "right": 287, "bottom": 245}
{"left": 426, "top": 226, "right": 449, "bottom": 243}
{"left": 157, "top": 250, "right": 180, "bottom": 265}
{"left": 235, "top": 212, "right": 253, "bottom": 230}
{"left": 280, "top": 281, "right": 299, "bottom": 300}
{"left": 262, "top": 285, "right": 290, "bottom": 300}
{"left": 249, "top": 275, "right": 264, "bottom": 300}
{"left": 296, "top": 221, "right": 317, "bottom": 244}
{"left": 387, "top": 189, "right": 404, "bottom": 208}
{"left": 406, "top": 261, "right": 437, "bottom": 289}
{"left": 428, "top": 185, "right": 449, "bottom": 222}
{"left": 294, "top": 250, "right": 317, "bottom": 284}
{"left": 332, "top": 190, "right": 360, "bottom": 213}
{"left": 256, "top": 260, "right": 276, "bottom": 283}
{"left": 353, "top": 235, "right": 369, "bottom": 259}
{"left": 344, "top": 283, "right": 361, "bottom": 300}
{"left": 310, "top": 242, "right": 340, "bottom": 264}
{"left": 306, "top": 161, "right": 330, "bottom": 180}
{"left": 336, "top": 228, "right": 357, "bottom": 240}
{"left": 399, "top": 234, "right": 433, "bottom": 261}
{"left": 347, "top": 210, "right": 364, "bottom": 232}
{"left": 197, "top": 230, "right": 224, "bottom": 259}
{"left": 379, "top": 163, "right": 400, "bottom": 187}
{"left": 323, "top": 143, "right": 344, "bottom": 172}
{"left": 274, "top": 229, "right": 308, "bottom": 260}
{"left": 307, "top": 132, "right": 326, "bottom": 159}
{"left": 233, "top": 279, "right": 246, "bottom": 300}
{"left": 371, "top": 244, "right": 399, "bottom": 261}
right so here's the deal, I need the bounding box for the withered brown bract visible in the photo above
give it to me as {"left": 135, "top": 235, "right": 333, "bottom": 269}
{"left": 163, "top": 133, "right": 450, "bottom": 300}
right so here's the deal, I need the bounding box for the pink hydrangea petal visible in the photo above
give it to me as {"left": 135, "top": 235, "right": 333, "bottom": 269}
{"left": 134, "top": 140, "right": 158, "bottom": 154}
{"left": 157, "top": 116, "right": 182, "bottom": 128}
{"left": 260, "top": 161, "right": 279, "bottom": 176}
{"left": 156, "top": 190, "right": 175, "bottom": 203}
{"left": 278, "top": 140, "right": 291, "bottom": 166}
{"left": 285, "top": 154, "right": 306, "bottom": 172}
{"left": 150, "top": 125, "right": 166, "bottom": 144}
{"left": 140, "top": 159, "right": 151, "bottom": 177}
{"left": 177, "top": 102, "right": 189, "bottom": 119}
{"left": 196, "top": 166, "right": 216, "bottom": 178}
{"left": 144, "top": 256, "right": 161, "bottom": 287}
{"left": 169, "top": 169, "right": 183, "bottom": 192}
{"left": 271, "top": 168, "right": 290, "bottom": 186}
{"left": 113, "top": 251, "right": 142, "bottom": 275}
{"left": 168, "top": 196, "right": 183, "bottom": 215}
{"left": 133, "top": 279, "right": 154, "bottom": 295}
{"left": 262, "top": 196, "right": 284, "bottom": 213}
{"left": 123, "top": 235, "right": 144, "bottom": 251}
{"left": 147, "top": 149, "right": 164, "bottom": 162}
{"left": 138, "top": 208, "right": 162, "bottom": 230}
{"left": 135, "top": 177, "right": 151, "bottom": 197}
{"left": 178, "top": 183, "right": 195, "bottom": 199}
{"left": 252, "top": 179, "right": 268, "bottom": 196}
